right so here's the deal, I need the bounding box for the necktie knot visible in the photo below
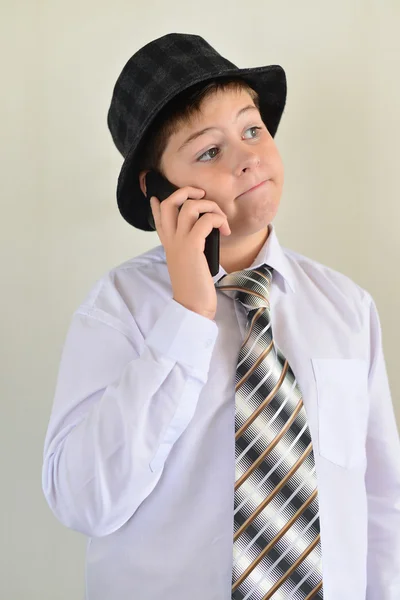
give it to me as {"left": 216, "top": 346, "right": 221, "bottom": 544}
{"left": 215, "top": 263, "right": 273, "bottom": 312}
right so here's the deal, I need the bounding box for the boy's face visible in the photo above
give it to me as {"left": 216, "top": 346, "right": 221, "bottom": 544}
{"left": 158, "top": 88, "right": 284, "bottom": 242}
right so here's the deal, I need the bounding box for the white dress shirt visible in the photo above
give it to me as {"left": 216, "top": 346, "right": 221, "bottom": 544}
{"left": 42, "top": 223, "right": 400, "bottom": 600}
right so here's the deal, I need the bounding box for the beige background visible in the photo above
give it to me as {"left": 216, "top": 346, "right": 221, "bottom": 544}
{"left": 1, "top": 1, "right": 399, "bottom": 598}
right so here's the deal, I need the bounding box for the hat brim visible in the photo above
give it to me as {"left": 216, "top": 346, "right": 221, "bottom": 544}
{"left": 116, "top": 64, "right": 286, "bottom": 231}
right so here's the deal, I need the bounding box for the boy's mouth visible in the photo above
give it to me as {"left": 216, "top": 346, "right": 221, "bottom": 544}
{"left": 237, "top": 179, "right": 270, "bottom": 198}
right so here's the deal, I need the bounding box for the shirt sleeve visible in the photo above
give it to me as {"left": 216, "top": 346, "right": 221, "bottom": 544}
{"left": 363, "top": 291, "right": 400, "bottom": 599}
{"left": 41, "top": 296, "right": 218, "bottom": 538}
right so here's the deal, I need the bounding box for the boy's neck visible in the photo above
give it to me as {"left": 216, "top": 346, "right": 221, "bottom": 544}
{"left": 219, "top": 225, "right": 270, "bottom": 274}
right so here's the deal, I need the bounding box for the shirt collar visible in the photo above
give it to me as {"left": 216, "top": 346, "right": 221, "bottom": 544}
{"left": 213, "top": 222, "right": 296, "bottom": 294}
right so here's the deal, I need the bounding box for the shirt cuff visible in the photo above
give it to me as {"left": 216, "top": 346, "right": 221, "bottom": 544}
{"left": 145, "top": 297, "right": 219, "bottom": 381}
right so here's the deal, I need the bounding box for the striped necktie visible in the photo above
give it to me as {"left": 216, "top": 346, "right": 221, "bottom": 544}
{"left": 215, "top": 264, "right": 323, "bottom": 600}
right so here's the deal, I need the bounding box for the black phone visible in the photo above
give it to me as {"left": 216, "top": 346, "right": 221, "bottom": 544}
{"left": 145, "top": 170, "right": 220, "bottom": 276}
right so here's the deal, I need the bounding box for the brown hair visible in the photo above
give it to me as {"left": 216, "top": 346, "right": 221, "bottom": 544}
{"left": 137, "top": 77, "right": 260, "bottom": 176}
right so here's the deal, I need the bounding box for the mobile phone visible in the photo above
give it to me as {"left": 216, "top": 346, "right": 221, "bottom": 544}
{"left": 145, "top": 170, "right": 220, "bottom": 276}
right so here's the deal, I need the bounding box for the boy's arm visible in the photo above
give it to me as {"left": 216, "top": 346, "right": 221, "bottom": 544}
{"left": 42, "top": 297, "right": 218, "bottom": 538}
{"left": 364, "top": 292, "right": 400, "bottom": 599}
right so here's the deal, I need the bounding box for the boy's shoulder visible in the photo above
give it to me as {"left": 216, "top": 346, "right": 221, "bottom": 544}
{"left": 110, "top": 243, "right": 167, "bottom": 277}
{"left": 281, "top": 244, "right": 369, "bottom": 307}
{"left": 75, "top": 244, "right": 168, "bottom": 315}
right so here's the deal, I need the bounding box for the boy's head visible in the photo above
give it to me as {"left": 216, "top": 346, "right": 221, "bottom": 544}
{"left": 138, "top": 77, "right": 284, "bottom": 262}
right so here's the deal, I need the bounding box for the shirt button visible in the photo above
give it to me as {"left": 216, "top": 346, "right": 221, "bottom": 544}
{"left": 205, "top": 338, "right": 213, "bottom": 348}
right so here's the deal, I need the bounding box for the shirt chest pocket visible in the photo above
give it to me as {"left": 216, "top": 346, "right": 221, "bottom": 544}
{"left": 311, "top": 358, "right": 370, "bottom": 469}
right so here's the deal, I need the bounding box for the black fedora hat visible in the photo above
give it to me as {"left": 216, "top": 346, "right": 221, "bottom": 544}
{"left": 107, "top": 32, "right": 287, "bottom": 231}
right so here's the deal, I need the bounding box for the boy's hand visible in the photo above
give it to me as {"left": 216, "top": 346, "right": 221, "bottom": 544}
{"left": 150, "top": 186, "right": 231, "bottom": 320}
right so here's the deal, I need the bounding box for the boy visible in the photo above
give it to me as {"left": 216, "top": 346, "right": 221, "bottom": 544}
{"left": 42, "top": 33, "right": 400, "bottom": 600}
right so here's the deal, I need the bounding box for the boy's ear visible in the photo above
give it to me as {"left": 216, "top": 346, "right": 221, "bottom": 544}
{"left": 139, "top": 169, "right": 150, "bottom": 197}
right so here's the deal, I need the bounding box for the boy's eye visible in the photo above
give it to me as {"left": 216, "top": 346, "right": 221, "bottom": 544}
{"left": 243, "top": 126, "right": 263, "bottom": 139}
{"left": 198, "top": 147, "right": 219, "bottom": 162}
{"left": 197, "top": 126, "right": 263, "bottom": 162}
